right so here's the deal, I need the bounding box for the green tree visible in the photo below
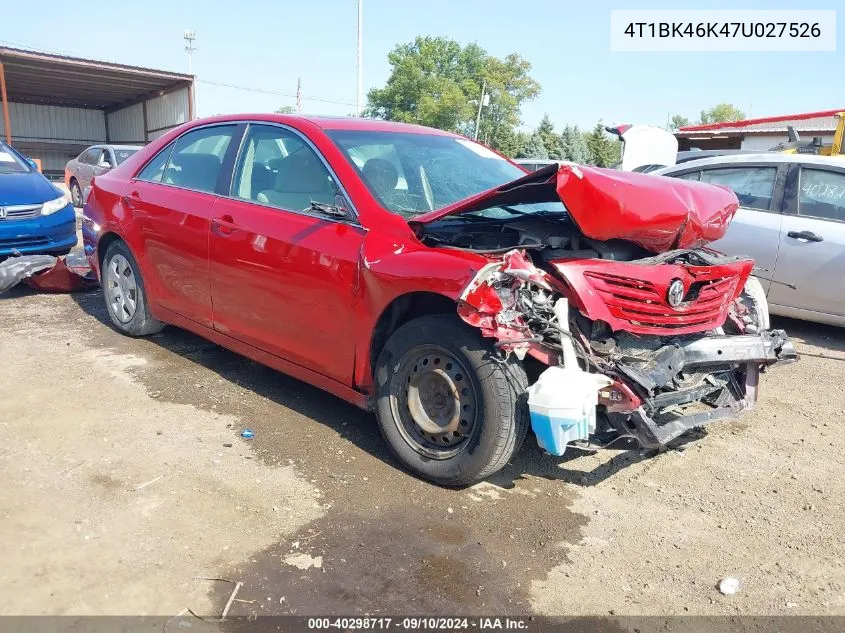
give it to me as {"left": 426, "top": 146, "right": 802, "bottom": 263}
{"left": 275, "top": 105, "right": 296, "bottom": 114}
{"left": 669, "top": 114, "right": 690, "bottom": 131}
{"left": 536, "top": 114, "right": 563, "bottom": 159}
{"left": 699, "top": 103, "right": 745, "bottom": 124}
{"left": 365, "top": 36, "right": 540, "bottom": 151}
{"left": 585, "top": 122, "right": 620, "bottom": 167}
{"left": 559, "top": 125, "right": 589, "bottom": 163}
{"left": 518, "top": 131, "right": 549, "bottom": 159}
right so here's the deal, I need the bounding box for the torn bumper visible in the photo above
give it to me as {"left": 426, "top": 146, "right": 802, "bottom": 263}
{"left": 606, "top": 329, "right": 797, "bottom": 449}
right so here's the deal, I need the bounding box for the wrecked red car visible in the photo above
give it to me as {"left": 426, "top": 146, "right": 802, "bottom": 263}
{"left": 82, "top": 114, "right": 796, "bottom": 486}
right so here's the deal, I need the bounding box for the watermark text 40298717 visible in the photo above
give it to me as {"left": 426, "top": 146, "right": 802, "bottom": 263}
{"left": 610, "top": 10, "right": 836, "bottom": 52}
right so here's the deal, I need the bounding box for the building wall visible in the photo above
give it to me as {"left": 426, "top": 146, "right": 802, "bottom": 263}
{"left": 146, "top": 87, "right": 190, "bottom": 138}
{"left": 106, "top": 103, "right": 145, "bottom": 144}
{"left": 0, "top": 102, "right": 105, "bottom": 145}
{"left": 1, "top": 85, "right": 191, "bottom": 178}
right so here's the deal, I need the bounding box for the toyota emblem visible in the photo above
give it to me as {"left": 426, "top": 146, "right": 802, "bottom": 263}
{"left": 667, "top": 279, "right": 685, "bottom": 307}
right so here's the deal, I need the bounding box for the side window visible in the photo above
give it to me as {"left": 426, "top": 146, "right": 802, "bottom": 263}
{"left": 161, "top": 125, "right": 236, "bottom": 193}
{"left": 798, "top": 168, "right": 845, "bottom": 221}
{"left": 700, "top": 167, "right": 777, "bottom": 211}
{"left": 80, "top": 148, "right": 98, "bottom": 164}
{"left": 232, "top": 124, "right": 340, "bottom": 212}
{"left": 99, "top": 150, "right": 113, "bottom": 167}
{"left": 675, "top": 171, "right": 700, "bottom": 181}
{"left": 137, "top": 143, "right": 174, "bottom": 183}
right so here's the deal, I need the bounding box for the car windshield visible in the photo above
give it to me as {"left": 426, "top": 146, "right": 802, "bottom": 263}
{"left": 114, "top": 149, "right": 139, "bottom": 164}
{"left": 327, "top": 130, "right": 526, "bottom": 218}
{"left": 0, "top": 142, "right": 32, "bottom": 174}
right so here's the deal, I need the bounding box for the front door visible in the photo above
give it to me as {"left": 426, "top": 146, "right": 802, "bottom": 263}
{"left": 768, "top": 164, "right": 845, "bottom": 318}
{"left": 209, "top": 123, "right": 364, "bottom": 384}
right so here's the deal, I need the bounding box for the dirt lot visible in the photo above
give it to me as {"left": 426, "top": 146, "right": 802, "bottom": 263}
{"left": 1, "top": 266, "right": 844, "bottom": 617}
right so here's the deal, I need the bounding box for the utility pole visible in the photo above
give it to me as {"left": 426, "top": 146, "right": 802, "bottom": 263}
{"left": 356, "top": 0, "right": 363, "bottom": 116}
{"left": 474, "top": 79, "right": 487, "bottom": 141}
{"left": 184, "top": 30, "right": 197, "bottom": 75}
{"left": 184, "top": 30, "right": 197, "bottom": 119}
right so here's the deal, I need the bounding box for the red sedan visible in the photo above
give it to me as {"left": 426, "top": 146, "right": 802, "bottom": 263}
{"left": 82, "top": 114, "right": 796, "bottom": 486}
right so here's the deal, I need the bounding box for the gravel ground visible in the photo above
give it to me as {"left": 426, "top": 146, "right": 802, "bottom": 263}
{"left": 0, "top": 271, "right": 843, "bottom": 617}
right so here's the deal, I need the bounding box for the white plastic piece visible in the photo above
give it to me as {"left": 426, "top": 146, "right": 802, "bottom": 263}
{"left": 553, "top": 297, "right": 579, "bottom": 370}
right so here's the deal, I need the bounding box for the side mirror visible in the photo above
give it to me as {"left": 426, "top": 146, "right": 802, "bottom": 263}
{"left": 98, "top": 160, "right": 113, "bottom": 169}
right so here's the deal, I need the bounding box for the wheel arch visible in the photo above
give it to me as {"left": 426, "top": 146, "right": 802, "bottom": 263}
{"left": 367, "top": 291, "right": 458, "bottom": 379}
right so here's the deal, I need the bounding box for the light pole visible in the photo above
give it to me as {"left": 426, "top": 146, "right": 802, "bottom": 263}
{"left": 356, "top": 0, "right": 363, "bottom": 116}
{"left": 473, "top": 79, "right": 488, "bottom": 141}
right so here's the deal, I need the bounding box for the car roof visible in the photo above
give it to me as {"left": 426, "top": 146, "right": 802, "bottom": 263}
{"left": 107, "top": 144, "right": 144, "bottom": 150}
{"left": 652, "top": 152, "right": 845, "bottom": 174}
{"left": 186, "top": 113, "right": 460, "bottom": 137}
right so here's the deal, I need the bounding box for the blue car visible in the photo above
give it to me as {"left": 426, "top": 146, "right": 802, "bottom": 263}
{"left": 0, "top": 140, "right": 77, "bottom": 256}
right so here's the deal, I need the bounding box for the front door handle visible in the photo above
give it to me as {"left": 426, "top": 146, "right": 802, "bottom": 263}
{"left": 211, "top": 215, "right": 239, "bottom": 236}
{"left": 787, "top": 230, "right": 824, "bottom": 243}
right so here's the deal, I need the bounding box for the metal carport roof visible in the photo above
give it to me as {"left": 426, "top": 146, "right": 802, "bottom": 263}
{"left": 0, "top": 46, "right": 193, "bottom": 111}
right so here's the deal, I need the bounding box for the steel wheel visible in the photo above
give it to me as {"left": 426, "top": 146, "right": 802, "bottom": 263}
{"left": 390, "top": 344, "right": 479, "bottom": 460}
{"left": 105, "top": 254, "right": 138, "bottom": 323}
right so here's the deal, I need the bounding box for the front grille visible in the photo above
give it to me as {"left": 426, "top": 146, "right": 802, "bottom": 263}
{"left": 0, "top": 204, "right": 42, "bottom": 221}
{"left": 584, "top": 270, "right": 741, "bottom": 334}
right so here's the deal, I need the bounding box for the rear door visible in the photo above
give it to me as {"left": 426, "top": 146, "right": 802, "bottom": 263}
{"left": 76, "top": 148, "right": 98, "bottom": 190}
{"left": 767, "top": 163, "right": 845, "bottom": 317}
{"left": 209, "top": 122, "right": 364, "bottom": 384}
{"left": 671, "top": 163, "right": 785, "bottom": 292}
{"left": 124, "top": 124, "right": 241, "bottom": 327}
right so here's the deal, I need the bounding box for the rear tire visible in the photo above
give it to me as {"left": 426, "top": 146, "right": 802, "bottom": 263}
{"left": 374, "top": 315, "right": 529, "bottom": 486}
{"left": 101, "top": 240, "right": 164, "bottom": 337}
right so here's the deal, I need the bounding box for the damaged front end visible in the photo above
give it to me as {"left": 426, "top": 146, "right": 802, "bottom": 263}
{"left": 415, "top": 164, "right": 798, "bottom": 454}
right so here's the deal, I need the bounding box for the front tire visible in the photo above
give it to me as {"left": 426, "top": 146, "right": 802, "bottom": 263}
{"left": 70, "top": 179, "right": 82, "bottom": 208}
{"left": 374, "top": 315, "right": 529, "bottom": 486}
{"left": 101, "top": 240, "right": 164, "bottom": 337}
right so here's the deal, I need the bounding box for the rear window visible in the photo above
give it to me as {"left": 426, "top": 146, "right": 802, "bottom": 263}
{"left": 114, "top": 149, "right": 138, "bottom": 164}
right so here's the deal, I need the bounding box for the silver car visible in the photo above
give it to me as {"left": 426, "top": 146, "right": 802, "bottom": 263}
{"left": 64, "top": 145, "right": 142, "bottom": 207}
{"left": 653, "top": 153, "right": 845, "bottom": 327}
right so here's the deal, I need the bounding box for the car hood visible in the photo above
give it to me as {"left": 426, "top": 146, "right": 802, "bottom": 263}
{"left": 0, "top": 171, "right": 62, "bottom": 206}
{"left": 410, "top": 163, "right": 739, "bottom": 253}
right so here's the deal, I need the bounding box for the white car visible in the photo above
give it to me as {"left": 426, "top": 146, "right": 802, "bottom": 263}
{"left": 653, "top": 153, "right": 845, "bottom": 327}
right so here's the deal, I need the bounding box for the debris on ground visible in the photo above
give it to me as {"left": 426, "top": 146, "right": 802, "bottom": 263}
{"left": 718, "top": 577, "right": 741, "bottom": 595}
{"left": 240, "top": 429, "right": 255, "bottom": 439}
{"left": 0, "top": 253, "right": 97, "bottom": 294}
{"left": 283, "top": 552, "right": 323, "bottom": 570}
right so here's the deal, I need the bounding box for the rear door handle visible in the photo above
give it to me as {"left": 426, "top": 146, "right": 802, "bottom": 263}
{"left": 211, "top": 215, "right": 239, "bottom": 236}
{"left": 787, "top": 230, "right": 824, "bottom": 242}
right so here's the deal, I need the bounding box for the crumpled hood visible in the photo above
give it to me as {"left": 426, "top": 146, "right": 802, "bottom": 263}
{"left": 411, "top": 163, "right": 740, "bottom": 253}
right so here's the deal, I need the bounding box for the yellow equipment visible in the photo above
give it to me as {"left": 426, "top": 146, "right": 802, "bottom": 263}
{"left": 770, "top": 112, "right": 845, "bottom": 157}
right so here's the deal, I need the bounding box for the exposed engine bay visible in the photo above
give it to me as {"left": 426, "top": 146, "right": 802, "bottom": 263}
{"left": 418, "top": 211, "right": 798, "bottom": 453}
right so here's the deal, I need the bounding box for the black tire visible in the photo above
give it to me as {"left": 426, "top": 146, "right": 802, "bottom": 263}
{"left": 70, "top": 179, "right": 82, "bottom": 208}
{"left": 101, "top": 240, "right": 164, "bottom": 337}
{"left": 374, "top": 315, "right": 529, "bottom": 486}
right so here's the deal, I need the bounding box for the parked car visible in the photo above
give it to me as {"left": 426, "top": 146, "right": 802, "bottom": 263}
{"left": 0, "top": 140, "right": 77, "bottom": 257}
{"left": 82, "top": 114, "right": 795, "bottom": 485}
{"left": 514, "top": 158, "right": 559, "bottom": 172}
{"left": 652, "top": 153, "right": 845, "bottom": 327}
{"left": 65, "top": 144, "right": 142, "bottom": 207}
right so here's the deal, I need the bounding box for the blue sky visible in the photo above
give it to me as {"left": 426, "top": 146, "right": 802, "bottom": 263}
{"left": 2, "top": 0, "right": 842, "bottom": 131}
